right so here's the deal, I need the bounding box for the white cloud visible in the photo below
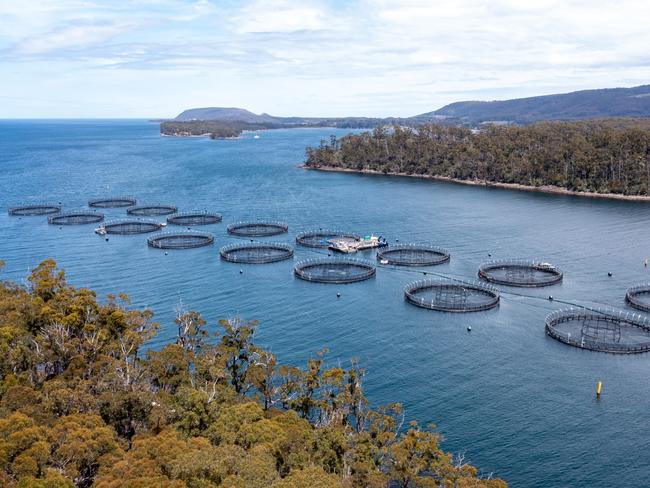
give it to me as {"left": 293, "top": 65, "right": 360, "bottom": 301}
{"left": 16, "top": 22, "right": 135, "bottom": 55}
{"left": 233, "top": 0, "right": 331, "bottom": 33}
{"left": 1, "top": 0, "right": 650, "bottom": 117}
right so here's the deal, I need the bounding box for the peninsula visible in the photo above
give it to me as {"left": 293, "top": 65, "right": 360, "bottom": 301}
{"left": 303, "top": 119, "right": 650, "bottom": 200}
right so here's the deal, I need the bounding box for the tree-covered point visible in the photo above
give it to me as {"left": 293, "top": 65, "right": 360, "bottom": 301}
{"left": 0, "top": 259, "right": 505, "bottom": 488}
{"left": 304, "top": 119, "right": 650, "bottom": 196}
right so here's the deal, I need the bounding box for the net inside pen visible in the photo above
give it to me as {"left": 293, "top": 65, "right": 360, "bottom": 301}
{"left": 227, "top": 221, "right": 289, "bottom": 237}
{"left": 100, "top": 220, "right": 163, "bottom": 235}
{"left": 377, "top": 244, "right": 450, "bottom": 266}
{"left": 405, "top": 280, "right": 499, "bottom": 312}
{"left": 167, "top": 212, "right": 222, "bottom": 226}
{"left": 48, "top": 212, "right": 104, "bottom": 225}
{"left": 294, "top": 258, "right": 376, "bottom": 283}
{"left": 9, "top": 204, "right": 61, "bottom": 216}
{"left": 127, "top": 205, "right": 178, "bottom": 216}
{"left": 479, "top": 260, "right": 563, "bottom": 287}
{"left": 147, "top": 232, "right": 214, "bottom": 249}
{"left": 220, "top": 243, "right": 294, "bottom": 264}
{"left": 545, "top": 309, "right": 650, "bottom": 353}
{"left": 88, "top": 196, "right": 136, "bottom": 208}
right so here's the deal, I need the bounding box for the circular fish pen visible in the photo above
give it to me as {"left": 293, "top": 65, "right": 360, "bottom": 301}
{"left": 404, "top": 279, "right": 500, "bottom": 312}
{"left": 97, "top": 219, "right": 163, "bottom": 235}
{"left": 9, "top": 203, "right": 61, "bottom": 216}
{"left": 220, "top": 242, "right": 294, "bottom": 264}
{"left": 147, "top": 231, "right": 214, "bottom": 250}
{"left": 88, "top": 196, "right": 137, "bottom": 208}
{"left": 625, "top": 284, "right": 650, "bottom": 312}
{"left": 296, "top": 230, "right": 361, "bottom": 248}
{"left": 377, "top": 244, "right": 450, "bottom": 266}
{"left": 294, "top": 258, "right": 376, "bottom": 284}
{"left": 127, "top": 204, "right": 178, "bottom": 216}
{"left": 48, "top": 211, "right": 104, "bottom": 225}
{"left": 478, "top": 259, "right": 563, "bottom": 287}
{"left": 167, "top": 211, "right": 222, "bottom": 226}
{"left": 545, "top": 308, "right": 650, "bottom": 353}
{"left": 227, "top": 220, "right": 288, "bottom": 237}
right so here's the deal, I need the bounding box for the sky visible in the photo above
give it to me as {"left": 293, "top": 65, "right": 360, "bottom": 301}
{"left": 1, "top": 0, "right": 649, "bottom": 118}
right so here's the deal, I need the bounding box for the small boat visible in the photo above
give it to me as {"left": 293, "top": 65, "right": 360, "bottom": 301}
{"left": 95, "top": 226, "right": 107, "bottom": 235}
{"left": 253, "top": 135, "right": 260, "bottom": 139}
{"left": 328, "top": 234, "right": 387, "bottom": 253}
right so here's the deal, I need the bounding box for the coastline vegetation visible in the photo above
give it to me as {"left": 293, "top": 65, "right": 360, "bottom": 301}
{"left": 160, "top": 117, "right": 432, "bottom": 140}
{"left": 304, "top": 119, "right": 650, "bottom": 196}
{"left": 0, "top": 259, "right": 505, "bottom": 487}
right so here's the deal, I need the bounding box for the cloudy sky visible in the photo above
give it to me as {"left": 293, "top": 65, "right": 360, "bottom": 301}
{"left": 1, "top": 0, "right": 649, "bottom": 118}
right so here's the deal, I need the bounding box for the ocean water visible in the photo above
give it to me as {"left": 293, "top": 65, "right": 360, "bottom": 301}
{"left": 1, "top": 120, "right": 650, "bottom": 487}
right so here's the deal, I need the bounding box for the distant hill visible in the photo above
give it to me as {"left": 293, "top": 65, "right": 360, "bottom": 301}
{"left": 174, "top": 107, "right": 279, "bottom": 123}
{"left": 421, "top": 85, "right": 650, "bottom": 124}
{"left": 170, "top": 84, "right": 650, "bottom": 132}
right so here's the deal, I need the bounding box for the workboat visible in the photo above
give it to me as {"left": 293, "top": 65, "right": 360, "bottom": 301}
{"left": 328, "top": 234, "right": 387, "bottom": 253}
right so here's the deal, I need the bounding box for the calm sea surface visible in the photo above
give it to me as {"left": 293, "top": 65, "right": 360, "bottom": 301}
{"left": 1, "top": 120, "right": 649, "bottom": 487}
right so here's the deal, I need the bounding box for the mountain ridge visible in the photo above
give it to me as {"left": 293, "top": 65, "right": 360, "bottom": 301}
{"left": 170, "top": 84, "right": 650, "bottom": 128}
{"left": 424, "top": 84, "right": 650, "bottom": 124}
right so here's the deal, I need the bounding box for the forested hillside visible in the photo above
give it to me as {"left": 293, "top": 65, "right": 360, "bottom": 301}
{"left": 305, "top": 119, "right": 650, "bottom": 196}
{"left": 426, "top": 85, "right": 650, "bottom": 124}
{"left": 0, "top": 259, "right": 505, "bottom": 487}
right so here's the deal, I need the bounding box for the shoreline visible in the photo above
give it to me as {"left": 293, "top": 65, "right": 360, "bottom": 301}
{"left": 300, "top": 165, "right": 650, "bottom": 202}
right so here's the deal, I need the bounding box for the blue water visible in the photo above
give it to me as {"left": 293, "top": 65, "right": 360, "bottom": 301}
{"left": 1, "top": 120, "right": 650, "bottom": 487}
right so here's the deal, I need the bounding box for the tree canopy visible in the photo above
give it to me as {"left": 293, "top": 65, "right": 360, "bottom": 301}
{"left": 0, "top": 259, "right": 505, "bottom": 487}
{"left": 304, "top": 120, "right": 650, "bottom": 196}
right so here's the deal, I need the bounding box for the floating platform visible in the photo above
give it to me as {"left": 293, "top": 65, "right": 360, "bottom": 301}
{"left": 328, "top": 234, "right": 387, "bottom": 253}
{"left": 296, "top": 230, "right": 361, "bottom": 249}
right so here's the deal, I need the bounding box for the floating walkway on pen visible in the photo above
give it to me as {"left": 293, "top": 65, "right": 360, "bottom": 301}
{"left": 545, "top": 307, "right": 650, "bottom": 353}
{"left": 88, "top": 196, "right": 137, "bottom": 208}
{"left": 220, "top": 242, "right": 294, "bottom": 264}
{"left": 478, "top": 259, "right": 563, "bottom": 287}
{"left": 96, "top": 219, "right": 163, "bottom": 235}
{"left": 294, "top": 258, "right": 376, "bottom": 283}
{"left": 127, "top": 204, "right": 178, "bottom": 216}
{"left": 8, "top": 203, "right": 62, "bottom": 216}
{"left": 167, "top": 211, "right": 222, "bottom": 226}
{"left": 405, "top": 279, "right": 499, "bottom": 312}
{"left": 377, "top": 244, "right": 450, "bottom": 266}
{"left": 227, "top": 220, "right": 288, "bottom": 237}
{"left": 48, "top": 211, "right": 104, "bottom": 225}
{"left": 296, "top": 230, "right": 361, "bottom": 248}
{"left": 147, "top": 231, "right": 214, "bottom": 249}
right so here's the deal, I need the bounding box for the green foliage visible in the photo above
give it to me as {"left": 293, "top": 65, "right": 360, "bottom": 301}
{"left": 0, "top": 259, "right": 506, "bottom": 487}
{"left": 305, "top": 120, "right": 650, "bottom": 196}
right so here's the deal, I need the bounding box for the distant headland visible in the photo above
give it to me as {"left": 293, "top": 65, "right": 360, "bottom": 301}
{"left": 160, "top": 84, "right": 650, "bottom": 138}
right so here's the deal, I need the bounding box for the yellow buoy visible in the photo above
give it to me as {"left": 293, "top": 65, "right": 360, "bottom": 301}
{"left": 596, "top": 381, "right": 602, "bottom": 398}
